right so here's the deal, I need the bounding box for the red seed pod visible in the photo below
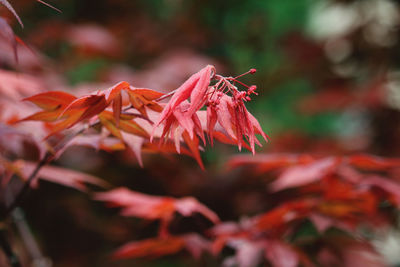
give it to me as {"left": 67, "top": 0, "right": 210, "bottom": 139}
{"left": 249, "top": 68, "right": 257, "bottom": 74}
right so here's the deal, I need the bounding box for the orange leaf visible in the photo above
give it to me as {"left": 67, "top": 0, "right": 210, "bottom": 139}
{"left": 317, "top": 202, "right": 360, "bottom": 218}
{"left": 22, "top": 109, "right": 71, "bottom": 122}
{"left": 112, "top": 93, "right": 122, "bottom": 126}
{"left": 119, "top": 119, "right": 149, "bottom": 138}
{"left": 99, "top": 112, "right": 122, "bottom": 139}
{"left": 99, "top": 110, "right": 149, "bottom": 138}
{"left": 348, "top": 154, "right": 400, "bottom": 170}
{"left": 113, "top": 237, "right": 185, "bottom": 259}
{"left": 127, "top": 88, "right": 164, "bottom": 118}
{"left": 23, "top": 91, "right": 77, "bottom": 111}
{"left": 75, "top": 95, "right": 107, "bottom": 123}
{"left": 60, "top": 94, "right": 107, "bottom": 124}
{"left": 21, "top": 91, "right": 80, "bottom": 127}
{"left": 130, "top": 88, "right": 164, "bottom": 101}
{"left": 44, "top": 110, "right": 85, "bottom": 137}
{"left": 103, "top": 81, "right": 130, "bottom": 103}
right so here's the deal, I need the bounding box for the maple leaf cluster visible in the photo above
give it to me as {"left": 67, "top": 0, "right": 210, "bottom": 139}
{"left": 0, "top": 63, "right": 271, "bottom": 266}
{"left": 215, "top": 153, "right": 400, "bottom": 266}
{"left": 1, "top": 58, "right": 398, "bottom": 267}
{"left": 17, "top": 65, "right": 268, "bottom": 169}
{"left": 83, "top": 152, "right": 400, "bottom": 267}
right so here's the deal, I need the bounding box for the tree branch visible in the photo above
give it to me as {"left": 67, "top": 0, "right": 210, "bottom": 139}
{"left": 0, "top": 228, "right": 21, "bottom": 267}
{"left": 12, "top": 208, "right": 52, "bottom": 267}
{"left": 3, "top": 120, "right": 101, "bottom": 219}
{"left": 3, "top": 153, "right": 51, "bottom": 219}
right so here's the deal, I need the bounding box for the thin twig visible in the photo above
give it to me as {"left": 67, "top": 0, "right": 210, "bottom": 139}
{"left": 3, "top": 153, "right": 51, "bottom": 218}
{"left": 0, "top": 228, "right": 21, "bottom": 267}
{"left": 12, "top": 208, "right": 52, "bottom": 267}
{"left": 3, "top": 121, "right": 101, "bottom": 219}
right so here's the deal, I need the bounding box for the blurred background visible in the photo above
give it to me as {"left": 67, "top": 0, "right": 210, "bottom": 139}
{"left": 2, "top": 0, "right": 400, "bottom": 266}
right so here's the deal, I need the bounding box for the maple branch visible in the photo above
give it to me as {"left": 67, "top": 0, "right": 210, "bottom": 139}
{"left": 0, "top": 120, "right": 104, "bottom": 266}
{"left": 3, "top": 153, "right": 51, "bottom": 218}
{"left": 12, "top": 208, "right": 51, "bottom": 267}
{"left": 0, "top": 228, "right": 21, "bottom": 267}
{"left": 3, "top": 121, "right": 101, "bottom": 219}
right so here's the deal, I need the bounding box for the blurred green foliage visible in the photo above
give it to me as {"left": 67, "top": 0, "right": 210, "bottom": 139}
{"left": 67, "top": 58, "right": 108, "bottom": 85}
{"left": 135, "top": 0, "right": 337, "bottom": 139}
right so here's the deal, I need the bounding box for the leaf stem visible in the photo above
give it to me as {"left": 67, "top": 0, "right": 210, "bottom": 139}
{"left": 154, "top": 89, "right": 177, "bottom": 102}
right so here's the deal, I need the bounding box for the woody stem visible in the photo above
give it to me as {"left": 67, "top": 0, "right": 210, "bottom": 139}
{"left": 0, "top": 229, "right": 21, "bottom": 267}
{"left": 3, "top": 153, "right": 51, "bottom": 219}
{"left": 2, "top": 121, "right": 101, "bottom": 219}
